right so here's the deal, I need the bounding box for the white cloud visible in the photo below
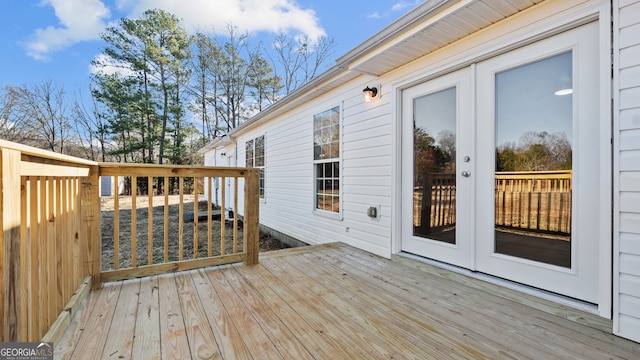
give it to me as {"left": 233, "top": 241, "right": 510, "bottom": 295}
{"left": 392, "top": 0, "right": 422, "bottom": 12}
{"left": 366, "top": 11, "right": 382, "bottom": 19}
{"left": 23, "top": 0, "right": 111, "bottom": 60}
{"left": 89, "top": 53, "right": 137, "bottom": 77}
{"left": 118, "top": 0, "right": 326, "bottom": 40}
{"left": 24, "top": 0, "right": 326, "bottom": 61}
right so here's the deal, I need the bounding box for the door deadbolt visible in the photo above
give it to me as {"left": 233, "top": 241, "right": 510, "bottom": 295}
{"left": 461, "top": 171, "right": 471, "bottom": 177}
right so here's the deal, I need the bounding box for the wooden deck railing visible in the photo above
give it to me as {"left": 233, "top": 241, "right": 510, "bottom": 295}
{"left": 0, "top": 140, "right": 260, "bottom": 343}
{"left": 98, "top": 164, "right": 260, "bottom": 282}
{"left": 414, "top": 173, "right": 456, "bottom": 231}
{"left": 0, "top": 140, "right": 99, "bottom": 343}
{"left": 495, "top": 170, "right": 571, "bottom": 234}
{"left": 414, "top": 170, "right": 572, "bottom": 235}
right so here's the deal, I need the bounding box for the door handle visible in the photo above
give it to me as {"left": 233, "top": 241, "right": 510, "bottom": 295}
{"left": 461, "top": 171, "right": 471, "bottom": 177}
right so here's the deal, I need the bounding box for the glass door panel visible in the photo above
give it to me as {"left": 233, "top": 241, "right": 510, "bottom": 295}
{"left": 494, "top": 52, "right": 573, "bottom": 268}
{"left": 413, "top": 87, "right": 457, "bottom": 244}
{"left": 401, "top": 68, "right": 473, "bottom": 269}
{"left": 475, "top": 21, "right": 600, "bottom": 303}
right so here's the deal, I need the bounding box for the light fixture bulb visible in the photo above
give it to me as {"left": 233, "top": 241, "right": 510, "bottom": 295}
{"left": 363, "top": 86, "right": 378, "bottom": 102}
{"left": 555, "top": 73, "right": 572, "bottom": 96}
{"left": 554, "top": 88, "right": 573, "bottom": 96}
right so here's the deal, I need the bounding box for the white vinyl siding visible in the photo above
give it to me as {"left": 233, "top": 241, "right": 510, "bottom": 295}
{"left": 615, "top": 0, "right": 640, "bottom": 343}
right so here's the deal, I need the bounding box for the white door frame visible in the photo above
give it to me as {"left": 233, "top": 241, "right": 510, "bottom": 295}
{"left": 400, "top": 68, "right": 474, "bottom": 269}
{"left": 391, "top": 0, "right": 611, "bottom": 317}
{"left": 475, "top": 22, "right": 601, "bottom": 304}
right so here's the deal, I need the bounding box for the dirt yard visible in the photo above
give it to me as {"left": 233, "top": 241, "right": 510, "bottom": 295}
{"left": 100, "top": 195, "right": 289, "bottom": 271}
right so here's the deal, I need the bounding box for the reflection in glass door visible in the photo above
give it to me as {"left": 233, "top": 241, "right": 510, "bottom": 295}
{"left": 413, "top": 88, "right": 457, "bottom": 244}
{"left": 494, "top": 52, "right": 573, "bottom": 268}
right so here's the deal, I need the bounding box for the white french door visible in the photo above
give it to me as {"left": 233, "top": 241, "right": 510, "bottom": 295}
{"left": 402, "top": 21, "right": 602, "bottom": 303}
{"left": 401, "top": 68, "right": 474, "bottom": 268}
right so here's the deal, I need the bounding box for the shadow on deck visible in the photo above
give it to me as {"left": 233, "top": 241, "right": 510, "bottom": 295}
{"left": 55, "top": 243, "right": 640, "bottom": 359}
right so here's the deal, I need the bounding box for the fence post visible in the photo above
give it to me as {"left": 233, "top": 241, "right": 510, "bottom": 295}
{"left": 243, "top": 169, "right": 260, "bottom": 265}
{"left": 81, "top": 165, "right": 101, "bottom": 289}
{"left": 1, "top": 148, "right": 25, "bottom": 341}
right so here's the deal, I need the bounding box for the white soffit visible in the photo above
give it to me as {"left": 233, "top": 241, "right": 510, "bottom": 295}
{"left": 347, "top": 0, "right": 545, "bottom": 76}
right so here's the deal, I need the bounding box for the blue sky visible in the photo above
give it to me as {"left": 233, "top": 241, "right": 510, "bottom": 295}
{"left": 0, "top": 0, "right": 423, "bottom": 97}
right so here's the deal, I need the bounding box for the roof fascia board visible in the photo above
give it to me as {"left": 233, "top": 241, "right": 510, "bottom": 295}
{"left": 336, "top": 0, "right": 460, "bottom": 67}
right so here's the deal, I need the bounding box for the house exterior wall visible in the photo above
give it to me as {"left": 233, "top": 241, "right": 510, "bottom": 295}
{"left": 614, "top": 0, "right": 640, "bottom": 343}
{"left": 224, "top": 84, "right": 394, "bottom": 257}
{"left": 203, "top": 0, "right": 640, "bottom": 343}
{"left": 210, "top": 0, "right": 611, "bottom": 260}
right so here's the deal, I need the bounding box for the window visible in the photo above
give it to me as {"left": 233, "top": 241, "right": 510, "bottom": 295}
{"left": 246, "top": 135, "right": 265, "bottom": 198}
{"left": 313, "top": 106, "right": 340, "bottom": 213}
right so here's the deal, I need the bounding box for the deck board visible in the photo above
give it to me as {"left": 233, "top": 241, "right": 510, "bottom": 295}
{"left": 66, "top": 281, "right": 122, "bottom": 359}
{"left": 230, "top": 263, "right": 346, "bottom": 360}
{"left": 203, "top": 267, "right": 283, "bottom": 359}
{"left": 132, "top": 276, "right": 161, "bottom": 359}
{"left": 157, "top": 273, "right": 191, "bottom": 359}
{"left": 335, "top": 246, "right": 633, "bottom": 359}
{"left": 102, "top": 278, "right": 139, "bottom": 359}
{"left": 221, "top": 264, "right": 315, "bottom": 359}
{"left": 55, "top": 243, "right": 640, "bottom": 360}
{"left": 174, "top": 270, "right": 221, "bottom": 360}
{"left": 291, "top": 249, "right": 510, "bottom": 359}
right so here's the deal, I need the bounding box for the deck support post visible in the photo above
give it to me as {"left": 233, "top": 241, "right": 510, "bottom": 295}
{"left": 243, "top": 168, "right": 260, "bottom": 265}
{"left": 81, "top": 165, "right": 101, "bottom": 290}
{"left": 1, "top": 148, "right": 25, "bottom": 341}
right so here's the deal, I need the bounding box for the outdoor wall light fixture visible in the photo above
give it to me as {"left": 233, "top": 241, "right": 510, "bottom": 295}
{"left": 362, "top": 86, "right": 378, "bottom": 102}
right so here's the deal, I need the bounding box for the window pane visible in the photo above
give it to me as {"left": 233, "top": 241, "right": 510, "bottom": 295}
{"left": 331, "top": 123, "right": 340, "bottom": 142}
{"left": 317, "top": 194, "right": 324, "bottom": 210}
{"left": 329, "top": 195, "right": 340, "bottom": 212}
{"left": 413, "top": 87, "right": 457, "bottom": 243}
{"left": 246, "top": 140, "right": 254, "bottom": 167}
{"left": 259, "top": 168, "right": 265, "bottom": 198}
{"left": 255, "top": 136, "right": 264, "bottom": 166}
{"left": 332, "top": 180, "right": 339, "bottom": 192}
{"left": 494, "top": 51, "right": 572, "bottom": 268}
{"left": 324, "top": 163, "right": 333, "bottom": 177}
{"left": 329, "top": 142, "right": 340, "bottom": 158}
{"left": 313, "top": 106, "right": 340, "bottom": 161}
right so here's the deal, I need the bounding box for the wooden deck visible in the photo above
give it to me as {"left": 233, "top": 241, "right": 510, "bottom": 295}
{"left": 55, "top": 243, "right": 640, "bottom": 359}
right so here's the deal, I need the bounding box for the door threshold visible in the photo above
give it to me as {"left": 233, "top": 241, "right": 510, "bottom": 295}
{"left": 392, "top": 251, "right": 612, "bottom": 333}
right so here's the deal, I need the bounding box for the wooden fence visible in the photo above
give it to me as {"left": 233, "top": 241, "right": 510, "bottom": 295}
{"left": 0, "top": 140, "right": 260, "bottom": 342}
{"left": 495, "top": 170, "right": 571, "bottom": 234}
{"left": 414, "top": 170, "right": 572, "bottom": 235}
{"left": 414, "top": 173, "right": 456, "bottom": 232}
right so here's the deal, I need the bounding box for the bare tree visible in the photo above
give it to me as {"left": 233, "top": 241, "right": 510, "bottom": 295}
{"left": 72, "top": 90, "right": 111, "bottom": 162}
{"left": 10, "top": 80, "right": 70, "bottom": 153}
{"left": 270, "top": 32, "right": 335, "bottom": 94}
{"left": 0, "top": 85, "right": 38, "bottom": 144}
